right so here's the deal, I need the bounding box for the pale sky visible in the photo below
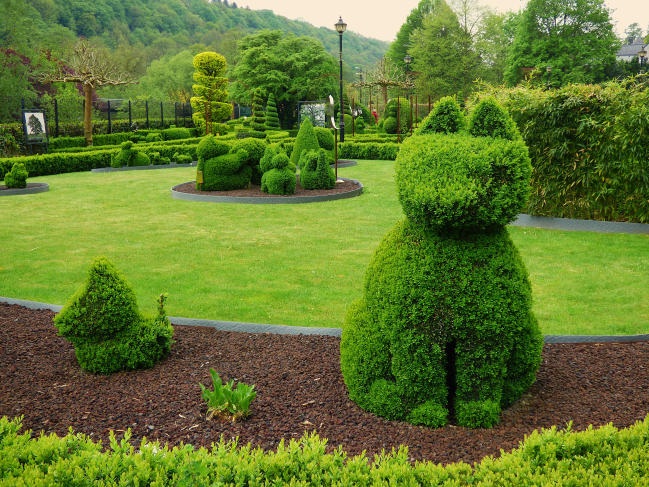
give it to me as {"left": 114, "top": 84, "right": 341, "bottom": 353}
{"left": 239, "top": 0, "right": 645, "bottom": 43}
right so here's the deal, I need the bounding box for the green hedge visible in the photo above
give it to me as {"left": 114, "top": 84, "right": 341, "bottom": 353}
{"left": 4, "top": 415, "right": 649, "bottom": 485}
{"left": 339, "top": 142, "right": 400, "bottom": 160}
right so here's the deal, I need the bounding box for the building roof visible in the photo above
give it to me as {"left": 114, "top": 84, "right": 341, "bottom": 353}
{"left": 617, "top": 37, "right": 646, "bottom": 59}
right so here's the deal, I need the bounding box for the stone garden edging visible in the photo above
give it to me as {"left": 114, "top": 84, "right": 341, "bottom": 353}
{"left": 0, "top": 183, "right": 49, "bottom": 196}
{"left": 509, "top": 214, "right": 649, "bottom": 235}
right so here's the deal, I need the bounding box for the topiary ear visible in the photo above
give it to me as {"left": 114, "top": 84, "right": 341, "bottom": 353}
{"left": 468, "top": 97, "right": 520, "bottom": 141}
{"left": 415, "top": 96, "right": 466, "bottom": 136}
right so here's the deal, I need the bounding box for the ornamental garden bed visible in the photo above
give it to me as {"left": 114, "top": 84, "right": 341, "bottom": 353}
{"left": 0, "top": 182, "right": 49, "bottom": 196}
{"left": 3, "top": 302, "right": 648, "bottom": 466}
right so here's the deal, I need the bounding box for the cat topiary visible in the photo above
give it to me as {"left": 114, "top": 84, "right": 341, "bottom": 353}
{"left": 298, "top": 149, "right": 335, "bottom": 190}
{"left": 54, "top": 257, "right": 174, "bottom": 375}
{"left": 340, "top": 97, "right": 543, "bottom": 429}
{"left": 260, "top": 145, "right": 296, "bottom": 195}
{"left": 4, "top": 162, "right": 28, "bottom": 188}
{"left": 110, "top": 141, "right": 150, "bottom": 168}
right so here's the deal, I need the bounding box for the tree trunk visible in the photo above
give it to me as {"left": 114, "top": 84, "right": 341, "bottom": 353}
{"left": 381, "top": 84, "right": 388, "bottom": 115}
{"left": 84, "top": 84, "right": 93, "bottom": 147}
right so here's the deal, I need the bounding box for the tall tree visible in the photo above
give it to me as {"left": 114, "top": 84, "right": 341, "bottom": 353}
{"left": 504, "top": 0, "right": 620, "bottom": 87}
{"left": 228, "top": 30, "right": 337, "bottom": 129}
{"left": 40, "top": 41, "right": 137, "bottom": 146}
{"left": 386, "top": 0, "right": 439, "bottom": 70}
{"left": 190, "top": 51, "right": 232, "bottom": 135}
{"left": 475, "top": 11, "right": 517, "bottom": 85}
{"left": 624, "top": 23, "right": 643, "bottom": 42}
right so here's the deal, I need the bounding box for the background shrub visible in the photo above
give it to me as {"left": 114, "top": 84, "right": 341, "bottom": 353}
{"left": 298, "top": 149, "right": 335, "bottom": 190}
{"left": 339, "top": 142, "right": 400, "bottom": 161}
{"left": 313, "top": 127, "right": 334, "bottom": 150}
{"left": 162, "top": 127, "right": 192, "bottom": 141}
{"left": 383, "top": 117, "right": 398, "bottom": 134}
{"left": 416, "top": 96, "right": 466, "bottom": 136}
{"left": 3, "top": 162, "right": 28, "bottom": 188}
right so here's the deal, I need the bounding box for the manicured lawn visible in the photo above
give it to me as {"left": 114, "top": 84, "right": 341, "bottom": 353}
{"left": 1, "top": 160, "right": 648, "bottom": 336}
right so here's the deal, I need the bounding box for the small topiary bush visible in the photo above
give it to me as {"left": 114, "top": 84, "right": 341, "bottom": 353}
{"left": 290, "top": 118, "right": 320, "bottom": 168}
{"left": 53, "top": 257, "right": 174, "bottom": 375}
{"left": 468, "top": 96, "right": 521, "bottom": 141}
{"left": 260, "top": 145, "right": 296, "bottom": 195}
{"left": 4, "top": 162, "right": 28, "bottom": 188}
{"left": 340, "top": 103, "right": 542, "bottom": 429}
{"left": 416, "top": 96, "right": 466, "bottom": 136}
{"left": 313, "top": 127, "right": 335, "bottom": 150}
{"left": 298, "top": 149, "right": 335, "bottom": 190}
{"left": 174, "top": 154, "right": 193, "bottom": 164}
{"left": 110, "top": 141, "right": 151, "bottom": 168}
{"left": 162, "top": 127, "right": 192, "bottom": 141}
{"left": 382, "top": 117, "right": 398, "bottom": 134}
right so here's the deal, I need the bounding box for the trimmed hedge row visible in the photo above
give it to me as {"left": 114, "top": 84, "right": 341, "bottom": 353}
{"left": 53, "top": 137, "right": 207, "bottom": 154}
{"left": 339, "top": 142, "right": 400, "bottom": 160}
{"left": 50, "top": 129, "right": 200, "bottom": 151}
{"left": 3, "top": 415, "right": 649, "bottom": 485}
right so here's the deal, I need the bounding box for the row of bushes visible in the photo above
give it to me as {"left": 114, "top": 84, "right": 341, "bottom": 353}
{"left": 53, "top": 136, "right": 225, "bottom": 154}
{"left": 473, "top": 78, "right": 649, "bottom": 223}
{"left": 339, "top": 142, "right": 401, "bottom": 161}
{"left": 50, "top": 128, "right": 200, "bottom": 151}
{"left": 3, "top": 415, "right": 649, "bottom": 485}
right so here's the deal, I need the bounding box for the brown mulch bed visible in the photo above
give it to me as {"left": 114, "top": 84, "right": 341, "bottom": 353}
{"left": 0, "top": 183, "right": 47, "bottom": 191}
{"left": 2, "top": 302, "right": 649, "bottom": 466}
{"left": 176, "top": 176, "right": 359, "bottom": 197}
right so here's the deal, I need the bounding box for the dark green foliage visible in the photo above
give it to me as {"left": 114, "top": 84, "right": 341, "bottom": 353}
{"left": 231, "top": 137, "right": 268, "bottom": 184}
{"left": 130, "top": 152, "right": 151, "bottom": 167}
{"left": 161, "top": 127, "right": 192, "bottom": 141}
{"left": 265, "top": 93, "right": 281, "bottom": 130}
{"left": 383, "top": 117, "right": 398, "bottom": 134}
{"left": 4, "top": 162, "right": 28, "bottom": 188}
{"left": 313, "top": 127, "right": 334, "bottom": 150}
{"left": 339, "top": 142, "right": 400, "bottom": 160}
{"left": 202, "top": 149, "right": 251, "bottom": 191}
{"left": 145, "top": 133, "right": 162, "bottom": 143}
{"left": 416, "top": 96, "right": 466, "bottom": 136}
{"left": 197, "top": 134, "right": 230, "bottom": 165}
{"left": 290, "top": 118, "right": 320, "bottom": 167}
{"left": 396, "top": 133, "right": 532, "bottom": 233}
{"left": 148, "top": 152, "right": 170, "bottom": 165}
{"left": 53, "top": 257, "right": 173, "bottom": 375}
{"left": 354, "top": 118, "right": 365, "bottom": 134}
{"left": 260, "top": 147, "right": 296, "bottom": 195}
{"left": 110, "top": 141, "right": 151, "bottom": 168}
{"left": 468, "top": 97, "right": 520, "bottom": 140}
{"left": 341, "top": 103, "right": 541, "bottom": 429}
{"left": 384, "top": 97, "right": 412, "bottom": 133}
{"left": 298, "top": 149, "right": 335, "bottom": 190}
{"left": 250, "top": 88, "right": 266, "bottom": 137}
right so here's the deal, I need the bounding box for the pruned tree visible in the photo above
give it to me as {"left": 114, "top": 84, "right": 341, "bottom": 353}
{"left": 351, "top": 56, "right": 414, "bottom": 113}
{"left": 190, "top": 51, "right": 232, "bottom": 135}
{"left": 40, "top": 41, "right": 137, "bottom": 146}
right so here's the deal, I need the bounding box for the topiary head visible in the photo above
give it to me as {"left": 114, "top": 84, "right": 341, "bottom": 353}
{"left": 270, "top": 152, "right": 290, "bottom": 170}
{"left": 468, "top": 97, "right": 521, "bottom": 141}
{"left": 231, "top": 138, "right": 267, "bottom": 165}
{"left": 197, "top": 135, "right": 230, "bottom": 161}
{"left": 415, "top": 96, "right": 466, "bottom": 136}
{"left": 193, "top": 51, "right": 227, "bottom": 78}
{"left": 313, "top": 127, "right": 334, "bottom": 150}
{"left": 120, "top": 141, "right": 134, "bottom": 150}
{"left": 395, "top": 132, "right": 532, "bottom": 233}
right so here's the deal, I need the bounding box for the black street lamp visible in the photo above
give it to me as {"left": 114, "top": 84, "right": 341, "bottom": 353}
{"left": 335, "top": 16, "right": 347, "bottom": 142}
{"left": 639, "top": 45, "right": 647, "bottom": 74}
{"left": 546, "top": 65, "right": 552, "bottom": 89}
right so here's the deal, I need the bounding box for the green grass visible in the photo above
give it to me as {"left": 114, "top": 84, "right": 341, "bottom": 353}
{"left": 1, "top": 160, "right": 648, "bottom": 336}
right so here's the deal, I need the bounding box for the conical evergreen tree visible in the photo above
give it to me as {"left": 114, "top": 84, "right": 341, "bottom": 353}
{"left": 265, "top": 93, "right": 281, "bottom": 130}
{"left": 250, "top": 88, "right": 266, "bottom": 139}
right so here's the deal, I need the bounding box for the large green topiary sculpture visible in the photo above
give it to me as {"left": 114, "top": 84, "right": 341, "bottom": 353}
{"left": 54, "top": 257, "right": 174, "bottom": 375}
{"left": 190, "top": 52, "right": 233, "bottom": 135}
{"left": 416, "top": 96, "right": 467, "bottom": 136}
{"left": 250, "top": 89, "right": 267, "bottom": 139}
{"left": 110, "top": 141, "right": 150, "bottom": 168}
{"left": 313, "top": 127, "right": 334, "bottom": 151}
{"left": 290, "top": 118, "right": 320, "bottom": 168}
{"left": 4, "top": 163, "right": 28, "bottom": 188}
{"left": 340, "top": 97, "right": 543, "bottom": 429}
{"left": 265, "top": 93, "right": 280, "bottom": 130}
{"left": 231, "top": 137, "right": 268, "bottom": 185}
{"left": 260, "top": 145, "right": 296, "bottom": 195}
{"left": 196, "top": 135, "right": 251, "bottom": 191}
{"left": 298, "top": 149, "right": 335, "bottom": 190}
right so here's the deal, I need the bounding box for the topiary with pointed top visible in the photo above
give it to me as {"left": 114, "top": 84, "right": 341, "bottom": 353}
{"left": 468, "top": 96, "right": 521, "bottom": 141}
{"left": 415, "top": 96, "right": 466, "bottom": 136}
{"left": 290, "top": 118, "right": 320, "bottom": 168}
{"left": 298, "top": 149, "right": 335, "bottom": 190}
{"left": 250, "top": 89, "right": 267, "bottom": 139}
{"left": 265, "top": 93, "right": 281, "bottom": 130}
{"left": 54, "top": 257, "right": 174, "bottom": 375}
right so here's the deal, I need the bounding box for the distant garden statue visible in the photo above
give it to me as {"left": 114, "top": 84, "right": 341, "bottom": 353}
{"left": 190, "top": 52, "right": 233, "bottom": 135}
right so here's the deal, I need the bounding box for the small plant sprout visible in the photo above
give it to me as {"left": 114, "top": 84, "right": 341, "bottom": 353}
{"left": 200, "top": 368, "right": 256, "bottom": 422}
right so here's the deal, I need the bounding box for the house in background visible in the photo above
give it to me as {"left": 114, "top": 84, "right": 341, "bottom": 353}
{"left": 617, "top": 37, "right": 647, "bottom": 62}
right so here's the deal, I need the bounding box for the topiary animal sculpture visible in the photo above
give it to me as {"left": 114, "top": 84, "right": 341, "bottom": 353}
{"left": 196, "top": 135, "right": 251, "bottom": 191}
{"left": 54, "top": 257, "right": 174, "bottom": 375}
{"left": 260, "top": 145, "right": 296, "bottom": 195}
{"left": 340, "top": 97, "right": 543, "bottom": 429}
{"left": 4, "top": 162, "right": 28, "bottom": 188}
{"left": 110, "top": 141, "right": 150, "bottom": 168}
{"left": 231, "top": 137, "right": 268, "bottom": 185}
{"left": 298, "top": 149, "right": 335, "bottom": 190}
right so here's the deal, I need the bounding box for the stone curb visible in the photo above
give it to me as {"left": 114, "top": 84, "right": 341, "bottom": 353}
{"left": 0, "top": 183, "right": 49, "bottom": 196}
{"left": 2, "top": 296, "right": 647, "bottom": 343}
{"left": 92, "top": 162, "right": 197, "bottom": 173}
{"left": 509, "top": 214, "right": 649, "bottom": 235}
{"left": 170, "top": 177, "right": 363, "bottom": 205}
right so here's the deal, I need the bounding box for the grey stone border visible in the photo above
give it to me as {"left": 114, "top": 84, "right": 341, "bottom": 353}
{"left": 0, "top": 183, "right": 49, "bottom": 196}
{"left": 171, "top": 177, "right": 363, "bottom": 205}
{"left": 331, "top": 160, "right": 357, "bottom": 168}
{"left": 92, "top": 162, "right": 197, "bottom": 173}
{"left": 510, "top": 214, "right": 649, "bottom": 235}
{"left": 2, "top": 295, "right": 648, "bottom": 343}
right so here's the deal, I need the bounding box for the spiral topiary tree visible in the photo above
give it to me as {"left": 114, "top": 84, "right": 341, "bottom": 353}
{"left": 265, "top": 93, "right": 281, "bottom": 130}
{"left": 340, "top": 97, "right": 543, "bottom": 429}
{"left": 190, "top": 52, "right": 233, "bottom": 136}
{"left": 250, "top": 89, "right": 267, "bottom": 139}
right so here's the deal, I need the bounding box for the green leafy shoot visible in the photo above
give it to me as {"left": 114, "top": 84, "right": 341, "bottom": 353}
{"left": 199, "top": 368, "right": 256, "bottom": 423}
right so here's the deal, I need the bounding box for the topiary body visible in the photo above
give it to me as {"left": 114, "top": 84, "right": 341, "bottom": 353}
{"left": 4, "top": 163, "right": 28, "bottom": 188}
{"left": 265, "top": 93, "right": 281, "bottom": 130}
{"left": 290, "top": 118, "right": 320, "bottom": 168}
{"left": 298, "top": 149, "right": 335, "bottom": 190}
{"left": 231, "top": 137, "right": 268, "bottom": 185}
{"left": 54, "top": 257, "right": 173, "bottom": 375}
{"left": 340, "top": 97, "right": 543, "bottom": 429}
{"left": 313, "top": 127, "right": 334, "bottom": 151}
{"left": 260, "top": 148, "right": 296, "bottom": 195}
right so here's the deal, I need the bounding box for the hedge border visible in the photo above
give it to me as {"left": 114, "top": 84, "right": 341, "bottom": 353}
{"left": 91, "top": 162, "right": 197, "bottom": 173}
{"left": 1, "top": 296, "right": 649, "bottom": 343}
{"left": 0, "top": 183, "right": 49, "bottom": 196}
{"left": 170, "top": 177, "right": 364, "bottom": 205}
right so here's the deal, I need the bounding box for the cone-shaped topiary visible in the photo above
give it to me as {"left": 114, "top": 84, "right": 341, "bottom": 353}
{"left": 110, "top": 141, "right": 151, "bottom": 168}
{"left": 416, "top": 96, "right": 466, "bottom": 136}
{"left": 250, "top": 89, "right": 266, "bottom": 139}
{"left": 265, "top": 93, "right": 280, "bottom": 130}
{"left": 468, "top": 97, "right": 521, "bottom": 141}
{"left": 54, "top": 257, "right": 174, "bottom": 375}
{"left": 340, "top": 105, "right": 542, "bottom": 429}
{"left": 4, "top": 162, "right": 28, "bottom": 188}
{"left": 291, "top": 118, "right": 320, "bottom": 168}
{"left": 299, "top": 149, "right": 335, "bottom": 190}
{"left": 260, "top": 148, "right": 296, "bottom": 195}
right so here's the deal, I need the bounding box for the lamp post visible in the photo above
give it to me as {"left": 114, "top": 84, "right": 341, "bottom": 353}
{"left": 335, "top": 16, "right": 347, "bottom": 142}
{"left": 546, "top": 65, "right": 552, "bottom": 89}
{"left": 639, "top": 46, "right": 647, "bottom": 74}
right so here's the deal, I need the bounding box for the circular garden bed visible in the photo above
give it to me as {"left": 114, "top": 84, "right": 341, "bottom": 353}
{"left": 0, "top": 183, "right": 49, "bottom": 196}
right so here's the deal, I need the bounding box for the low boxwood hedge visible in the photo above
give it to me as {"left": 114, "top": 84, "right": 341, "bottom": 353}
{"left": 339, "top": 142, "right": 400, "bottom": 161}
{"left": 3, "top": 415, "right": 649, "bottom": 485}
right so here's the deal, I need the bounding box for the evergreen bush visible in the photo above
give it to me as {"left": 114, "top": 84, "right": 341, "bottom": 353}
{"left": 53, "top": 257, "right": 174, "bottom": 375}
{"left": 340, "top": 106, "right": 542, "bottom": 429}
{"left": 4, "top": 162, "right": 28, "bottom": 188}
{"left": 250, "top": 89, "right": 267, "bottom": 139}
{"left": 265, "top": 93, "right": 281, "bottom": 130}
{"left": 313, "top": 127, "right": 334, "bottom": 150}
{"left": 110, "top": 141, "right": 151, "bottom": 168}
{"left": 384, "top": 97, "right": 411, "bottom": 133}
{"left": 260, "top": 147, "right": 296, "bottom": 195}
{"left": 161, "top": 127, "right": 192, "bottom": 141}
{"left": 145, "top": 133, "right": 162, "bottom": 143}
{"left": 468, "top": 97, "right": 520, "bottom": 141}
{"left": 383, "top": 117, "right": 398, "bottom": 134}
{"left": 231, "top": 137, "right": 268, "bottom": 185}
{"left": 290, "top": 118, "right": 320, "bottom": 168}
{"left": 298, "top": 149, "right": 336, "bottom": 190}
{"left": 196, "top": 135, "right": 247, "bottom": 190}
{"left": 416, "top": 96, "right": 466, "bottom": 136}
